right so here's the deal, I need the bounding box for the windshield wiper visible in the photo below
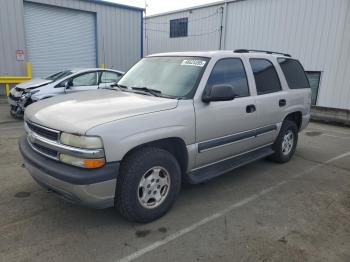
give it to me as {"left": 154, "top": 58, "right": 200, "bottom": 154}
{"left": 131, "top": 86, "right": 162, "bottom": 97}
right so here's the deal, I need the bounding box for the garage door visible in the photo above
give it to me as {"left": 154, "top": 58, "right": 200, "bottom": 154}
{"left": 24, "top": 2, "right": 97, "bottom": 77}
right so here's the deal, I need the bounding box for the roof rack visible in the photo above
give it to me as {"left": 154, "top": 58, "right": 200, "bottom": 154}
{"left": 234, "top": 49, "right": 291, "bottom": 57}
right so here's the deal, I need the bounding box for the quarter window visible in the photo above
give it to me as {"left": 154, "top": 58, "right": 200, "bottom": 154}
{"left": 250, "top": 59, "right": 281, "bottom": 95}
{"left": 278, "top": 58, "right": 310, "bottom": 89}
{"left": 206, "top": 58, "right": 249, "bottom": 97}
{"left": 170, "top": 18, "right": 188, "bottom": 38}
{"left": 305, "top": 71, "right": 321, "bottom": 105}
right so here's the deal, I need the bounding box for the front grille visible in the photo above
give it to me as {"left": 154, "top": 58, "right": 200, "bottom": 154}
{"left": 26, "top": 122, "right": 59, "bottom": 141}
{"left": 32, "top": 143, "right": 58, "bottom": 158}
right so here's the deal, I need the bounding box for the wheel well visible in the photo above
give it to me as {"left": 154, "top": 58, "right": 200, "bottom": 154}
{"left": 122, "top": 138, "right": 188, "bottom": 175}
{"left": 285, "top": 111, "right": 302, "bottom": 130}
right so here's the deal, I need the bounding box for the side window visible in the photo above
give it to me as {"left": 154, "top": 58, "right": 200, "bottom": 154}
{"left": 250, "top": 59, "right": 281, "bottom": 95}
{"left": 278, "top": 58, "right": 310, "bottom": 89}
{"left": 71, "top": 72, "right": 98, "bottom": 86}
{"left": 100, "top": 71, "right": 122, "bottom": 83}
{"left": 206, "top": 58, "right": 249, "bottom": 97}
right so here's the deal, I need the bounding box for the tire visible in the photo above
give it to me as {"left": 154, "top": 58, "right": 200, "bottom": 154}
{"left": 115, "top": 147, "right": 181, "bottom": 223}
{"left": 268, "top": 120, "right": 298, "bottom": 163}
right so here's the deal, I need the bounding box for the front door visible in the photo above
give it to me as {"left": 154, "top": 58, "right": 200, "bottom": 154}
{"left": 194, "top": 58, "right": 259, "bottom": 168}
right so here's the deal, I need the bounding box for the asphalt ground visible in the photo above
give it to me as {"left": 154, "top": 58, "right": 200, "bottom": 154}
{"left": 0, "top": 101, "right": 349, "bottom": 262}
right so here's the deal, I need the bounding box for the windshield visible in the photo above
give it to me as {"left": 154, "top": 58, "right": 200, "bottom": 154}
{"left": 118, "top": 56, "right": 209, "bottom": 98}
{"left": 45, "top": 70, "right": 73, "bottom": 81}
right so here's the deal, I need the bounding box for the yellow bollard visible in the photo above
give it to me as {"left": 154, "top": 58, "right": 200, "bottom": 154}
{"left": 99, "top": 64, "right": 105, "bottom": 69}
{"left": 26, "top": 62, "right": 32, "bottom": 78}
{"left": 5, "top": 84, "right": 10, "bottom": 96}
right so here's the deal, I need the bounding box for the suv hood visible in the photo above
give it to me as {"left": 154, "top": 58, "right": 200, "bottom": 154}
{"left": 16, "top": 78, "right": 52, "bottom": 90}
{"left": 25, "top": 90, "right": 179, "bottom": 134}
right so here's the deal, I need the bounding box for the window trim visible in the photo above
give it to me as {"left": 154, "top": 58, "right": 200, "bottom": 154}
{"left": 277, "top": 57, "right": 311, "bottom": 89}
{"left": 170, "top": 17, "right": 188, "bottom": 38}
{"left": 249, "top": 58, "right": 282, "bottom": 95}
{"left": 205, "top": 57, "right": 251, "bottom": 98}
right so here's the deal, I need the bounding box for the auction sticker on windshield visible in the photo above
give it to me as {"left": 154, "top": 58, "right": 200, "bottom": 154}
{"left": 181, "top": 59, "right": 206, "bottom": 67}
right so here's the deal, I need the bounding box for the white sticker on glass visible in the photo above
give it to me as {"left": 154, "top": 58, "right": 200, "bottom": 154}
{"left": 181, "top": 59, "right": 206, "bottom": 67}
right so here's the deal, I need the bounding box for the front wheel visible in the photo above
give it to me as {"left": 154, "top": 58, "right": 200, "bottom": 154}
{"left": 268, "top": 120, "right": 298, "bottom": 163}
{"left": 115, "top": 147, "right": 181, "bottom": 223}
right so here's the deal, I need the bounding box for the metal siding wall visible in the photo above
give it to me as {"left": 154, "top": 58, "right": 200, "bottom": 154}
{"left": 0, "top": 0, "right": 141, "bottom": 77}
{"left": 24, "top": 2, "right": 97, "bottom": 77}
{"left": 0, "top": 0, "right": 26, "bottom": 76}
{"left": 144, "top": 5, "right": 223, "bottom": 56}
{"left": 26, "top": 0, "right": 142, "bottom": 72}
{"left": 224, "top": 0, "right": 350, "bottom": 109}
{"left": 145, "top": 0, "right": 350, "bottom": 110}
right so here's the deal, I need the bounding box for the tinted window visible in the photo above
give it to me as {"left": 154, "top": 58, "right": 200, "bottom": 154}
{"left": 206, "top": 58, "right": 249, "bottom": 97}
{"left": 100, "top": 71, "right": 122, "bottom": 83}
{"left": 250, "top": 59, "right": 281, "bottom": 95}
{"left": 170, "top": 18, "right": 188, "bottom": 38}
{"left": 71, "top": 72, "right": 98, "bottom": 86}
{"left": 278, "top": 58, "right": 310, "bottom": 89}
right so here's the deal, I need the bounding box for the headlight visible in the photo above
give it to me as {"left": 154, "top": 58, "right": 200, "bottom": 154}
{"left": 21, "top": 90, "right": 39, "bottom": 99}
{"left": 21, "top": 92, "right": 31, "bottom": 99}
{"left": 59, "top": 154, "right": 105, "bottom": 169}
{"left": 60, "top": 133, "right": 103, "bottom": 149}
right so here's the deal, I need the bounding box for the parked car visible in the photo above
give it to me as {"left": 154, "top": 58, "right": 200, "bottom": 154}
{"left": 8, "top": 68, "right": 124, "bottom": 117}
{"left": 19, "top": 50, "right": 311, "bottom": 222}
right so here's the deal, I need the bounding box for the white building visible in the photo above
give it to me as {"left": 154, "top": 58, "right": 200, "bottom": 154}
{"left": 144, "top": 0, "right": 350, "bottom": 111}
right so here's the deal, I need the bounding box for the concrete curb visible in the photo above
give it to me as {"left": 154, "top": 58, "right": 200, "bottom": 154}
{"left": 311, "top": 106, "right": 350, "bottom": 127}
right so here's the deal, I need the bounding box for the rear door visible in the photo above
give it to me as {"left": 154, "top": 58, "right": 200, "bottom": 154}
{"left": 248, "top": 58, "right": 287, "bottom": 146}
{"left": 194, "top": 58, "right": 259, "bottom": 167}
{"left": 99, "top": 71, "right": 123, "bottom": 88}
{"left": 66, "top": 71, "right": 99, "bottom": 93}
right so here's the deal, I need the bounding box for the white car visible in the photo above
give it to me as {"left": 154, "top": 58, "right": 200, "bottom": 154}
{"left": 8, "top": 68, "right": 124, "bottom": 117}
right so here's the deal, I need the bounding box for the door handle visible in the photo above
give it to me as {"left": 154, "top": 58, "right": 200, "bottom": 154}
{"left": 279, "top": 99, "right": 286, "bottom": 107}
{"left": 246, "top": 104, "right": 256, "bottom": 113}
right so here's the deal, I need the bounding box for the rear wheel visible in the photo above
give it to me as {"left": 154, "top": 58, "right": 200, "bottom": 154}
{"left": 268, "top": 120, "right": 298, "bottom": 163}
{"left": 115, "top": 147, "right": 181, "bottom": 223}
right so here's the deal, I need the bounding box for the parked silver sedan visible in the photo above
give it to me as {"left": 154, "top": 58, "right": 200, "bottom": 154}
{"left": 8, "top": 68, "right": 124, "bottom": 117}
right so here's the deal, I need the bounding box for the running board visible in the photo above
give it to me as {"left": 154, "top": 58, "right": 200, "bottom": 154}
{"left": 187, "top": 146, "right": 274, "bottom": 184}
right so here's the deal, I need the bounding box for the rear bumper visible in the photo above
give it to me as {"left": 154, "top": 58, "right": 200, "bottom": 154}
{"left": 19, "top": 136, "right": 119, "bottom": 208}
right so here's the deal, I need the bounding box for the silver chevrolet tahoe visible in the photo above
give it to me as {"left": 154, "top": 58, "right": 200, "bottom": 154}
{"left": 20, "top": 50, "right": 311, "bottom": 222}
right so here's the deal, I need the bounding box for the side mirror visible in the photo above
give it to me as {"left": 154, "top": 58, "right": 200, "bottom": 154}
{"left": 202, "top": 84, "right": 236, "bottom": 103}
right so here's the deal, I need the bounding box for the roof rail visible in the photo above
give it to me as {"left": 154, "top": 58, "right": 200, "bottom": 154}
{"left": 234, "top": 49, "right": 291, "bottom": 57}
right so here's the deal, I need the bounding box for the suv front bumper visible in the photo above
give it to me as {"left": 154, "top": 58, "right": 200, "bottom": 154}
{"left": 19, "top": 136, "right": 119, "bottom": 209}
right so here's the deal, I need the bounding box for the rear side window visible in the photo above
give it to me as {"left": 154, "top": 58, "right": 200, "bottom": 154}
{"left": 278, "top": 58, "right": 310, "bottom": 89}
{"left": 206, "top": 58, "right": 249, "bottom": 97}
{"left": 100, "top": 71, "right": 122, "bottom": 83}
{"left": 250, "top": 59, "right": 281, "bottom": 95}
